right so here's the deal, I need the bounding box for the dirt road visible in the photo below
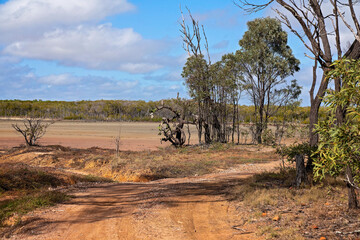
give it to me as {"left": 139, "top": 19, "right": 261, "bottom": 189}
{"left": 6, "top": 162, "right": 280, "bottom": 240}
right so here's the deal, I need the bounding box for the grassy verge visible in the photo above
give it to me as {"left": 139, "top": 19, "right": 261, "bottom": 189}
{"left": 2, "top": 144, "right": 279, "bottom": 182}
{"left": 0, "top": 163, "right": 112, "bottom": 228}
{"left": 0, "top": 191, "right": 69, "bottom": 226}
{"left": 108, "top": 144, "right": 278, "bottom": 181}
{"left": 227, "top": 168, "right": 357, "bottom": 239}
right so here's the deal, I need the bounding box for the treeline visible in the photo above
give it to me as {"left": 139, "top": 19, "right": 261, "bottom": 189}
{"left": 0, "top": 99, "right": 326, "bottom": 123}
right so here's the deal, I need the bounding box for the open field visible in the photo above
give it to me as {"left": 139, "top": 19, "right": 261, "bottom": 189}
{"left": 0, "top": 120, "right": 199, "bottom": 151}
{"left": 0, "top": 119, "right": 306, "bottom": 152}
{"left": 0, "top": 120, "right": 358, "bottom": 239}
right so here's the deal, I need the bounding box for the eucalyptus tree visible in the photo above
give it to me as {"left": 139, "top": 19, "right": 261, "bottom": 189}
{"left": 181, "top": 55, "right": 212, "bottom": 143}
{"left": 180, "top": 9, "right": 241, "bottom": 144}
{"left": 237, "top": 0, "right": 360, "bottom": 168}
{"left": 218, "top": 53, "right": 243, "bottom": 143}
{"left": 236, "top": 17, "right": 301, "bottom": 144}
{"left": 209, "top": 57, "right": 238, "bottom": 143}
{"left": 180, "top": 8, "right": 213, "bottom": 144}
{"left": 315, "top": 59, "right": 360, "bottom": 209}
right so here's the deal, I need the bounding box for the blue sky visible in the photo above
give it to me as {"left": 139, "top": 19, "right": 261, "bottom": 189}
{"left": 0, "top": 0, "right": 318, "bottom": 105}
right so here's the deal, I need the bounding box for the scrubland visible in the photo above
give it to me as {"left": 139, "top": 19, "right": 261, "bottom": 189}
{"left": 0, "top": 121, "right": 358, "bottom": 239}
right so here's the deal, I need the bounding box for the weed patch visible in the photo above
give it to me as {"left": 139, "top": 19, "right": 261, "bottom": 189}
{"left": 0, "top": 191, "right": 69, "bottom": 227}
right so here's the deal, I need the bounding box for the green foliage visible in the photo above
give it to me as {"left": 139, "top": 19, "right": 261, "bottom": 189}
{"left": 262, "top": 128, "right": 275, "bottom": 145}
{"left": 238, "top": 18, "right": 300, "bottom": 77}
{"left": 236, "top": 17, "right": 301, "bottom": 144}
{"left": 0, "top": 191, "right": 69, "bottom": 227}
{"left": 277, "top": 143, "right": 317, "bottom": 162}
{"left": 182, "top": 55, "right": 210, "bottom": 100}
{"left": 314, "top": 59, "right": 360, "bottom": 183}
{"left": 0, "top": 99, "right": 326, "bottom": 125}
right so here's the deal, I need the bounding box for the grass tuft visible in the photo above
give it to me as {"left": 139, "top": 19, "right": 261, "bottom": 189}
{"left": 0, "top": 191, "right": 69, "bottom": 227}
{"left": 0, "top": 162, "right": 113, "bottom": 228}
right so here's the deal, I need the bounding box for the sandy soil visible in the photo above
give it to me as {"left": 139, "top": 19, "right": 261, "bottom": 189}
{"left": 0, "top": 120, "right": 199, "bottom": 151}
{"left": 5, "top": 161, "right": 281, "bottom": 240}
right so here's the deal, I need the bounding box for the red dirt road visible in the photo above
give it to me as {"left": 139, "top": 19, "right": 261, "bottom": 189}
{"left": 6, "top": 162, "right": 280, "bottom": 240}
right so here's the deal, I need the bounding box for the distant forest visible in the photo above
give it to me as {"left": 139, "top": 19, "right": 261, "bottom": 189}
{"left": 0, "top": 99, "right": 326, "bottom": 124}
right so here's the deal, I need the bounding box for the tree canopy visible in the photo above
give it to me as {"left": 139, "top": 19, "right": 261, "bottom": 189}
{"left": 314, "top": 59, "right": 360, "bottom": 208}
{"left": 236, "top": 17, "right": 301, "bottom": 143}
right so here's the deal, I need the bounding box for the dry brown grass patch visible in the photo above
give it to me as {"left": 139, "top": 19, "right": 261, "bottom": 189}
{"left": 1, "top": 144, "right": 279, "bottom": 182}
{"left": 227, "top": 169, "right": 359, "bottom": 239}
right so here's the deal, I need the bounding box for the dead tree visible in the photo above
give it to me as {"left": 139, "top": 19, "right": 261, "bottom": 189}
{"left": 12, "top": 118, "right": 53, "bottom": 146}
{"left": 154, "top": 99, "right": 196, "bottom": 147}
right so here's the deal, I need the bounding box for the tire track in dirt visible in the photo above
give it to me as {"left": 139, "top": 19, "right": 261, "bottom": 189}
{"left": 6, "top": 161, "right": 280, "bottom": 240}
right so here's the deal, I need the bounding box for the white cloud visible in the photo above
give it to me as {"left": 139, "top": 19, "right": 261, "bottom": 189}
{"left": 144, "top": 70, "right": 183, "bottom": 82}
{"left": 0, "top": 0, "right": 135, "bottom": 43}
{"left": 0, "top": 0, "right": 176, "bottom": 74}
{"left": 0, "top": 65, "right": 187, "bottom": 100}
{"left": 38, "top": 74, "right": 81, "bottom": 85}
{"left": 4, "top": 25, "right": 166, "bottom": 73}
{"left": 169, "top": 84, "right": 181, "bottom": 90}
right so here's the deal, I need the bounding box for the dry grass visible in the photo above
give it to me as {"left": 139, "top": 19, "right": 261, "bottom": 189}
{"left": 227, "top": 168, "right": 359, "bottom": 239}
{"left": 0, "top": 143, "right": 358, "bottom": 239}
{"left": 0, "top": 162, "right": 112, "bottom": 229}
{"left": 0, "top": 143, "right": 279, "bottom": 235}
{"left": 0, "top": 144, "right": 278, "bottom": 182}
{"left": 87, "top": 144, "right": 277, "bottom": 180}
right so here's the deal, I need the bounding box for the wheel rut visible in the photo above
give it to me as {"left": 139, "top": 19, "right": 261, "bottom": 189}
{"left": 7, "top": 161, "right": 280, "bottom": 240}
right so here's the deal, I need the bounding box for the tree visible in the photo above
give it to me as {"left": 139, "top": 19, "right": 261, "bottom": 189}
{"left": 12, "top": 118, "right": 53, "bottom": 146}
{"left": 314, "top": 59, "right": 360, "bottom": 209}
{"left": 181, "top": 55, "right": 212, "bottom": 144}
{"left": 237, "top": 0, "right": 360, "bottom": 169}
{"left": 236, "top": 17, "right": 301, "bottom": 144}
{"left": 154, "top": 97, "right": 196, "bottom": 147}
{"left": 180, "top": 9, "right": 242, "bottom": 144}
{"left": 217, "top": 53, "right": 243, "bottom": 143}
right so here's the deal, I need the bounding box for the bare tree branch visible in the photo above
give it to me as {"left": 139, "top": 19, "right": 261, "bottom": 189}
{"left": 331, "top": 0, "right": 360, "bottom": 43}
{"left": 12, "top": 118, "right": 53, "bottom": 146}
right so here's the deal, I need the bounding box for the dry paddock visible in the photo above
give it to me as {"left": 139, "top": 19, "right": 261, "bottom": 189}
{"left": 0, "top": 120, "right": 199, "bottom": 151}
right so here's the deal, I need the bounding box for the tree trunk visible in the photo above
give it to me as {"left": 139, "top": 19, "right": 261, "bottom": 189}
{"left": 256, "top": 123, "right": 262, "bottom": 144}
{"left": 344, "top": 39, "right": 360, "bottom": 60}
{"left": 204, "top": 122, "right": 211, "bottom": 144}
{"left": 307, "top": 71, "right": 329, "bottom": 171}
{"left": 236, "top": 102, "right": 240, "bottom": 144}
{"left": 295, "top": 154, "right": 306, "bottom": 187}
{"left": 257, "top": 103, "right": 264, "bottom": 144}
{"left": 306, "top": 102, "right": 319, "bottom": 171}
{"left": 345, "top": 165, "right": 358, "bottom": 209}
{"left": 213, "top": 114, "right": 221, "bottom": 142}
{"left": 197, "top": 119, "right": 202, "bottom": 144}
{"left": 232, "top": 99, "right": 236, "bottom": 143}
{"left": 308, "top": 103, "right": 320, "bottom": 145}
{"left": 203, "top": 97, "right": 212, "bottom": 144}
